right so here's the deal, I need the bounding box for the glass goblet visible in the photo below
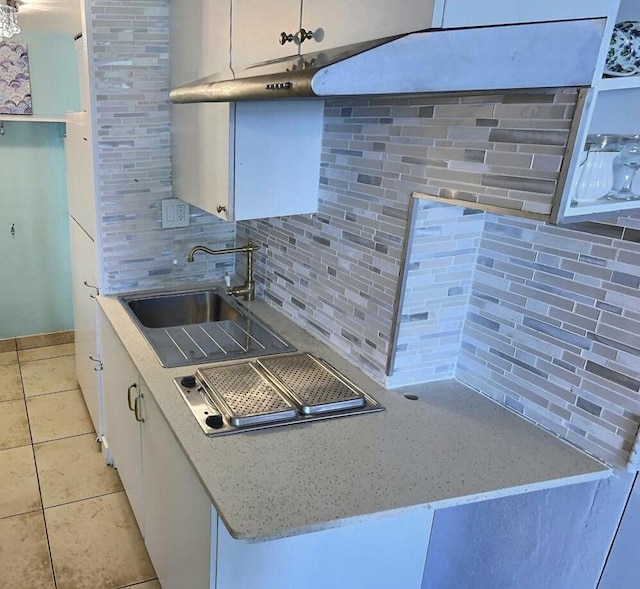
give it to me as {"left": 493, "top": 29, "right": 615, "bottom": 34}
{"left": 601, "top": 135, "right": 640, "bottom": 201}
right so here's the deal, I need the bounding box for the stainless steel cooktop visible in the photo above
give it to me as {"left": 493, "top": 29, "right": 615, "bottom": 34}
{"left": 174, "top": 353, "right": 384, "bottom": 436}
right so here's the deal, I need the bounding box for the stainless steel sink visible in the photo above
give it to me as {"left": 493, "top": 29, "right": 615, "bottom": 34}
{"left": 120, "top": 287, "right": 294, "bottom": 368}
{"left": 127, "top": 291, "right": 241, "bottom": 328}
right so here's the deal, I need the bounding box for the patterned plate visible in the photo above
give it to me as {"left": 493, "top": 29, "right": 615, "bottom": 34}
{"left": 605, "top": 21, "right": 640, "bottom": 77}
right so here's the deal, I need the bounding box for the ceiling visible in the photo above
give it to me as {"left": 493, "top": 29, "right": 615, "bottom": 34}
{"left": 17, "top": 0, "right": 83, "bottom": 36}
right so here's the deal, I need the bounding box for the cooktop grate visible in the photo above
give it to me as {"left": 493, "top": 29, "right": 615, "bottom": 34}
{"left": 258, "top": 354, "right": 365, "bottom": 414}
{"left": 197, "top": 363, "right": 297, "bottom": 427}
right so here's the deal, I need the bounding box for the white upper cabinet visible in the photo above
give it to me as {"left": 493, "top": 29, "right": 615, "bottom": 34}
{"left": 171, "top": 0, "right": 231, "bottom": 85}
{"left": 439, "top": 0, "right": 616, "bottom": 28}
{"left": 171, "top": 100, "right": 323, "bottom": 222}
{"left": 170, "top": 0, "right": 323, "bottom": 221}
{"left": 232, "top": 0, "right": 441, "bottom": 71}
{"left": 231, "top": 0, "right": 301, "bottom": 71}
{"left": 300, "top": 0, "right": 438, "bottom": 52}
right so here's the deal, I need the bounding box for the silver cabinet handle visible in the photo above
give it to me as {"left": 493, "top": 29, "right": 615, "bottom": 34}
{"left": 279, "top": 31, "right": 295, "bottom": 45}
{"left": 134, "top": 393, "right": 144, "bottom": 423}
{"left": 83, "top": 281, "right": 99, "bottom": 298}
{"left": 297, "top": 28, "right": 314, "bottom": 43}
{"left": 89, "top": 355, "right": 103, "bottom": 371}
{"left": 127, "top": 383, "right": 138, "bottom": 412}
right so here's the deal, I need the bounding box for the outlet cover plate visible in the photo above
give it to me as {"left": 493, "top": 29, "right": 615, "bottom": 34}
{"left": 162, "top": 198, "right": 189, "bottom": 228}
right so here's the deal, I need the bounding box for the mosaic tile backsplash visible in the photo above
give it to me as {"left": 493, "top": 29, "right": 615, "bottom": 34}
{"left": 89, "top": 0, "right": 233, "bottom": 294}
{"left": 241, "top": 93, "right": 639, "bottom": 469}
{"left": 386, "top": 201, "right": 485, "bottom": 387}
{"left": 395, "top": 90, "right": 577, "bottom": 217}
{"left": 457, "top": 215, "right": 640, "bottom": 469}
{"left": 240, "top": 90, "right": 580, "bottom": 383}
{"left": 87, "top": 5, "right": 639, "bottom": 469}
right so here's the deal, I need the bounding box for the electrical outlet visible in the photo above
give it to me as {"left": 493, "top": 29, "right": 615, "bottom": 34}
{"left": 162, "top": 198, "right": 189, "bottom": 228}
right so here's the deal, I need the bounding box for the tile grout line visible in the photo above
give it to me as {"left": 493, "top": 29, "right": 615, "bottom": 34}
{"left": 33, "top": 430, "right": 98, "bottom": 447}
{"left": 18, "top": 354, "right": 59, "bottom": 589}
{"left": 43, "top": 488, "right": 126, "bottom": 512}
{"left": 24, "top": 386, "right": 86, "bottom": 400}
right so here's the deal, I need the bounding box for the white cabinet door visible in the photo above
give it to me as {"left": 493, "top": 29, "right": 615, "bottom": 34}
{"left": 141, "top": 382, "right": 216, "bottom": 589}
{"left": 170, "top": 0, "right": 231, "bottom": 86}
{"left": 100, "top": 311, "right": 144, "bottom": 532}
{"left": 171, "top": 102, "right": 234, "bottom": 221}
{"left": 231, "top": 0, "right": 301, "bottom": 71}
{"left": 170, "top": 0, "right": 234, "bottom": 220}
{"left": 233, "top": 100, "right": 323, "bottom": 220}
{"left": 68, "top": 217, "right": 100, "bottom": 434}
{"left": 65, "top": 111, "right": 97, "bottom": 240}
{"left": 440, "top": 0, "right": 613, "bottom": 28}
{"left": 171, "top": 100, "right": 323, "bottom": 222}
{"left": 301, "top": 0, "right": 438, "bottom": 52}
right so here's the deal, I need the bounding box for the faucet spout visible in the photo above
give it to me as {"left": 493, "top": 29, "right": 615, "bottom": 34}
{"left": 186, "top": 240, "right": 260, "bottom": 301}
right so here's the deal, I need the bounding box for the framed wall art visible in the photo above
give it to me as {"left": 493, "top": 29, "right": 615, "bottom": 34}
{"left": 0, "top": 41, "right": 32, "bottom": 115}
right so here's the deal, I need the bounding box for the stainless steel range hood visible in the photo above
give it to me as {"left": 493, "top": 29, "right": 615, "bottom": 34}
{"left": 170, "top": 18, "right": 605, "bottom": 104}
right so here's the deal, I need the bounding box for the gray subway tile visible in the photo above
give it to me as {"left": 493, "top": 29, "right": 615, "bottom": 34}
{"left": 585, "top": 360, "right": 640, "bottom": 392}
{"left": 576, "top": 396, "right": 603, "bottom": 417}
{"left": 488, "top": 128, "right": 568, "bottom": 146}
{"left": 481, "top": 174, "right": 556, "bottom": 195}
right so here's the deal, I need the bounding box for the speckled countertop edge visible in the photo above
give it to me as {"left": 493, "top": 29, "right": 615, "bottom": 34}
{"left": 98, "top": 286, "right": 609, "bottom": 542}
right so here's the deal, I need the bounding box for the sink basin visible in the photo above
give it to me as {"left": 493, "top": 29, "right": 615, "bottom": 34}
{"left": 127, "top": 291, "right": 241, "bottom": 328}
{"left": 120, "top": 287, "right": 294, "bottom": 367}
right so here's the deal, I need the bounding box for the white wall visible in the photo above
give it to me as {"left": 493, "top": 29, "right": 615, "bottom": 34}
{"left": 422, "top": 473, "right": 634, "bottom": 589}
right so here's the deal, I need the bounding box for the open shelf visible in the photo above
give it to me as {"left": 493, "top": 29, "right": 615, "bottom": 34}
{"left": 565, "top": 197, "right": 640, "bottom": 218}
{"left": 0, "top": 115, "right": 67, "bottom": 123}
{"left": 597, "top": 76, "right": 640, "bottom": 91}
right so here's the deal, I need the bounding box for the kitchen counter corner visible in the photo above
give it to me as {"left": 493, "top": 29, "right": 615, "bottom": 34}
{"left": 97, "top": 290, "right": 609, "bottom": 542}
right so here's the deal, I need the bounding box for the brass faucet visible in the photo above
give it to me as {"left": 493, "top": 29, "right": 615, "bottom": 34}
{"left": 186, "top": 240, "right": 260, "bottom": 301}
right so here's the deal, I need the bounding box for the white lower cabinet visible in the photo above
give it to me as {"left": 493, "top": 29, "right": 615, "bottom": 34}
{"left": 68, "top": 217, "right": 101, "bottom": 435}
{"left": 100, "top": 313, "right": 144, "bottom": 530}
{"left": 100, "top": 310, "right": 433, "bottom": 589}
{"left": 100, "top": 310, "right": 215, "bottom": 588}
{"left": 142, "top": 381, "right": 216, "bottom": 589}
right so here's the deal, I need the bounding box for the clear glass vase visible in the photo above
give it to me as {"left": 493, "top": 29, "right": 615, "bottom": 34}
{"left": 601, "top": 135, "right": 640, "bottom": 201}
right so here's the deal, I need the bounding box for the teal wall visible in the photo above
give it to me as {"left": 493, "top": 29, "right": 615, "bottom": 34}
{"left": 0, "top": 32, "right": 79, "bottom": 338}
{"left": 0, "top": 122, "right": 73, "bottom": 338}
{"left": 8, "top": 32, "right": 80, "bottom": 116}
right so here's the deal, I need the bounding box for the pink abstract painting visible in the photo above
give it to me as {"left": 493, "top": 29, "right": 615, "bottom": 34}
{"left": 0, "top": 41, "right": 32, "bottom": 115}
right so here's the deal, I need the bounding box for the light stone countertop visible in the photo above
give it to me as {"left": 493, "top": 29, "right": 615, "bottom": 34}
{"left": 98, "top": 289, "right": 609, "bottom": 542}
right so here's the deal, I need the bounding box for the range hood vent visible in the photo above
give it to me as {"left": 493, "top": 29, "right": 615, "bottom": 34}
{"left": 170, "top": 18, "right": 605, "bottom": 104}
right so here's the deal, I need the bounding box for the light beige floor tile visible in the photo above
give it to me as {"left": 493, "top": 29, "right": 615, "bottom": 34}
{"left": 0, "top": 511, "right": 56, "bottom": 589}
{"left": 0, "top": 338, "right": 16, "bottom": 353}
{"left": 120, "top": 581, "right": 162, "bottom": 589}
{"left": 19, "top": 343, "right": 75, "bottom": 363}
{"left": 0, "top": 445, "right": 41, "bottom": 518}
{"left": 17, "top": 330, "right": 74, "bottom": 350}
{"left": 0, "top": 350, "right": 18, "bottom": 365}
{"left": 35, "top": 433, "right": 123, "bottom": 508}
{"left": 46, "top": 492, "right": 156, "bottom": 589}
{"left": 27, "top": 389, "right": 94, "bottom": 444}
{"left": 21, "top": 355, "right": 78, "bottom": 397}
{"left": 0, "top": 363, "right": 23, "bottom": 402}
{"left": 0, "top": 399, "right": 31, "bottom": 450}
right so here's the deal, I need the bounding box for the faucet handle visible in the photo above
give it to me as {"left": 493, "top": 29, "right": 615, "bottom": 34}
{"left": 224, "top": 273, "right": 231, "bottom": 288}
